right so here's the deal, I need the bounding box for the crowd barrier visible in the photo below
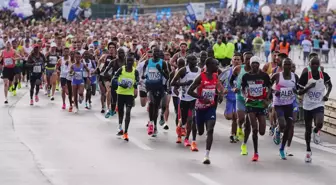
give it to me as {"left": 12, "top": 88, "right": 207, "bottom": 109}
{"left": 322, "top": 98, "right": 336, "bottom": 136}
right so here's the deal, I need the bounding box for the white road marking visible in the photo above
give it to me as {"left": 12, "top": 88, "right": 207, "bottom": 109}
{"left": 189, "top": 173, "right": 221, "bottom": 185}
{"left": 129, "top": 136, "right": 153, "bottom": 151}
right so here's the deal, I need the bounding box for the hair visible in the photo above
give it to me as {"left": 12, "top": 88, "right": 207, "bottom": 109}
{"left": 233, "top": 52, "right": 242, "bottom": 57}
{"left": 308, "top": 52, "right": 318, "bottom": 60}
{"left": 243, "top": 51, "right": 253, "bottom": 56}
{"left": 108, "top": 42, "right": 117, "bottom": 49}
{"left": 278, "top": 53, "right": 288, "bottom": 59}
{"left": 205, "top": 57, "right": 214, "bottom": 66}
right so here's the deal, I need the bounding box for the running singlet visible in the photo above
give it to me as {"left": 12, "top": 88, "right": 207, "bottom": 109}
{"left": 302, "top": 70, "right": 325, "bottom": 110}
{"left": 195, "top": 72, "right": 217, "bottom": 110}
{"left": 236, "top": 65, "right": 247, "bottom": 101}
{"left": 15, "top": 48, "right": 23, "bottom": 67}
{"left": 242, "top": 72, "right": 270, "bottom": 108}
{"left": 72, "top": 63, "right": 84, "bottom": 85}
{"left": 145, "top": 58, "right": 163, "bottom": 91}
{"left": 180, "top": 66, "right": 200, "bottom": 101}
{"left": 273, "top": 72, "right": 296, "bottom": 106}
{"left": 31, "top": 56, "right": 44, "bottom": 75}
{"left": 46, "top": 54, "right": 59, "bottom": 69}
{"left": 117, "top": 66, "right": 136, "bottom": 96}
{"left": 60, "top": 57, "right": 69, "bottom": 78}
{"left": 2, "top": 49, "right": 15, "bottom": 68}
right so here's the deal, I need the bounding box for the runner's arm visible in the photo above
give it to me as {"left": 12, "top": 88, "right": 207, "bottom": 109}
{"left": 170, "top": 67, "right": 187, "bottom": 86}
{"left": 262, "top": 63, "right": 269, "bottom": 73}
{"left": 323, "top": 72, "right": 332, "bottom": 99}
{"left": 187, "top": 74, "right": 202, "bottom": 99}
{"left": 297, "top": 72, "right": 314, "bottom": 95}
{"left": 161, "top": 61, "right": 169, "bottom": 79}
{"left": 229, "top": 66, "right": 240, "bottom": 88}
{"left": 102, "top": 58, "right": 115, "bottom": 76}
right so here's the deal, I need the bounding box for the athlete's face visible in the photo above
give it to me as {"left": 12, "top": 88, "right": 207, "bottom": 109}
{"left": 126, "top": 58, "right": 134, "bottom": 68}
{"left": 244, "top": 54, "right": 253, "bottom": 65}
{"left": 310, "top": 58, "right": 320, "bottom": 71}
{"left": 200, "top": 53, "right": 207, "bottom": 62}
{"left": 177, "top": 59, "right": 185, "bottom": 69}
{"left": 232, "top": 56, "right": 242, "bottom": 66}
{"left": 251, "top": 62, "right": 260, "bottom": 72}
{"left": 283, "top": 59, "right": 292, "bottom": 72}
{"left": 75, "top": 53, "right": 81, "bottom": 63}
{"left": 108, "top": 45, "right": 116, "bottom": 55}
{"left": 180, "top": 44, "right": 187, "bottom": 52}
{"left": 153, "top": 48, "right": 160, "bottom": 59}
{"left": 118, "top": 49, "right": 125, "bottom": 59}
{"left": 63, "top": 48, "right": 70, "bottom": 56}
{"left": 188, "top": 58, "right": 197, "bottom": 68}
{"left": 207, "top": 59, "right": 217, "bottom": 73}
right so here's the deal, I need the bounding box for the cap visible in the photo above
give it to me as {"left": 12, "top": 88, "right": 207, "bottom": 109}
{"left": 250, "top": 56, "right": 260, "bottom": 64}
{"left": 50, "top": 42, "right": 57, "bottom": 48}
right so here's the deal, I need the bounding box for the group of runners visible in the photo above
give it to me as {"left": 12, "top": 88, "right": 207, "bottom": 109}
{"left": 0, "top": 36, "right": 332, "bottom": 165}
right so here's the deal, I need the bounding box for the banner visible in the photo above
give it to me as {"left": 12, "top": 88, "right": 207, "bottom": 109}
{"left": 327, "top": 0, "right": 336, "bottom": 12}
{"left": 63, "top": 0, "right": 82, "bottom": 21}
{"left": 190, "top": 3, "right": 205, "bottom": 20}
{"left": 300, "top": 0, "right": 315, "bottom": 13}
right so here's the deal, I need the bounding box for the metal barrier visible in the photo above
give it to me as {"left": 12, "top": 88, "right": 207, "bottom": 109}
{"left": 323, "top": 99, "right": 336, "bottom": 136}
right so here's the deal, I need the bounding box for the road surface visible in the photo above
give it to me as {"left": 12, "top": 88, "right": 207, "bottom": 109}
{"left": 0, "top": 83, "right": 336, "bottom": 185}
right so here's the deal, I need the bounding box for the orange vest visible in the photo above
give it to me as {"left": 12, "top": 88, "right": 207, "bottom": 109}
{"left": 279, "top": 42, "right": 289, "bottom": 55}
{"left": 271, "top": 39, "right": 278, "bottom": 51}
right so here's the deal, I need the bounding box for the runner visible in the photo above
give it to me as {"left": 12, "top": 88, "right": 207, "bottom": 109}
{"left": 271, "top": 58, "right": 298, "bottom": 160}
{"left": 171, "top": 55, "right": 200, "bottom": 150}
{"left": 23, "top": 38, "right": 33, "bottom": 87}
{"left": 69, "top": 51, "right": 90, "bottom": 113}
{"left": 103, "top": 48, "right": 126, "bottom": 116}
{"left": 113, "top": 56, "right": 139, "bottom": 141}
{"left": 136, "top": 50, "right": 151, "bottom": 108}
{"left": 241, "top": 56, "right": 271, "bottom": 161}
{"left": 45, "top": 42, "right": 60, "bottom": 100}
{"left": 187, "top": 57, "right": 224, "bottom": 164}
{"left": 220, "top": 53, "right": 242, "bottom": 143}
{"left": 57, "top": 47, "right": 71, "bottom": 109}
{"left": 171, "top": 42, "right": 188, "bottom": 70}
{"left": 26, "top": 44, "right": 46, "bottom": 105}
{"left": 82, "top": 50, "right": 96, "bottom": 109}
{"left": 142, "top": 47, "right": 169, "bottom": 137}
{"left": 1, "top": 41, "right": 21, "bottom": 103}
{"left": 298, "top": 57, "right": 332, "bottom": 163}
{"left": 229, "top": 51, "right": 253, "bottom": 144}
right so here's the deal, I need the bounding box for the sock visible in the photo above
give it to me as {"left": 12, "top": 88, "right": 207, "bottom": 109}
{"left": 118, "top": 124, "right": 122, "bottom": 130}
{"left": 280, "top": 144, "right": 285, "bottom": 151}
{"left": 205, "top": 150, "right": 210, "bottom": 157}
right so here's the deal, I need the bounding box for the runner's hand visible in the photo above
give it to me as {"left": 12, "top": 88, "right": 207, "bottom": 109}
{"left": 173, "top": 87, "right": 179, "bottom": 96}
{"left": 308, "top": 82, "right": 316, "bottom": 89}
{"left": 232, "top": 88, "right": 239, "bottom": 93}
{"left": 275, "top": 91, "right": 280, "bottom": 97}
{"left": 323, "top": 96, "right": 329, "bottom": 101}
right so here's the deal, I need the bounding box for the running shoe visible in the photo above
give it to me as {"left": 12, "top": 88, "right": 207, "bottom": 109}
{"left": 176, "top": 136, "right": 182, "bottom": 143}
{"left": 184, "top": 139, "right": 191, "bottom": 147}
{"left": 159, "top": 116, "right": 165, "bottom": 126}
{"left": 123, "top": 133, "right": 129, "bottom": 141}
{"left": 12, "top": 89, "right": 16, "bottom": 96}
{"left": 9, "top": 86, "right": 13, "bottom": 92}
{"left": 88, "top": 103, "right": 92, "bottom": 109}
{"left": 78, "top": 96, "right": 83, "bottom": 104}
{"left": 163, "top": 124, "right": 169, "bottom": 130}
{"left": 313, "top": 131, "right": 321, "bottom": 144}
{"left": 152, "top": 129, "right": 158, "bottom": 137}
{"left": 4, "top": 99, "right": 8, "bottom": 104}
{"left": 241, "top": 143, "right": 248, "bottom": 155}
{"left": 62, "top": 103, "right": 66, "bottom": 110}
{"left": 85, "top": 103, "right": 89, "bottom": 109}
{"left": 69, "top": 106, "right": 73, "bottom": 112}
{"left": 252, "top": 153, "right": 259, "bottom": 162}
{"left": 181, "top": 127, "right": 186, "bottom": 137}
{"left": 74, "top": 108, "right": 78, "bottom": 113}
{"left": 191, "top": 141, "right": 198, "bottom": 152}
{"left": 203, "top": 157, "right": 210, "bottom": 165}
{"left": 237, "top": 127, "right": 244, "bottom": 141}
{"left": 147, "top": 121, "right": 154, "bottom": 135}
{"left": 286, "top": 147, "right": 293, "bottom": 156}
{"left": 18, "top": 82, "right": 21, "bottom": 89}
{"left": 279, "top": 149, "right": 287, "bottom": 160}
{"left": 50, "top": 96, "right": 55, "bottom": 101}
{"left": 273, "top": 127, "right": 281, "bottom": 145}
{"left": 116, "top": 129, "right": 124, "bottom": 136}
{"left": 105, "top": 110, "right": 111, "bottom": 118}
{"left": 230, "top": 136, "right": 236, "bottom": 143}
{"left": 35, "top": 95, "right": 39, "bottom": 102}
{"left": 30, "top": 99, "right": 34, "bottom": 106}
{"left": 305, "top": 151, "right": 312, "bottom": 163}
{"left": 101, "top": 107, "right": 105, "bottom": 114}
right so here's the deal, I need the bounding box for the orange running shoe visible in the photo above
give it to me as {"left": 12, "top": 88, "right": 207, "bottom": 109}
{"left": 176, "top": 136, "right": 182, "bottom": 143}
{"left": 69, "top": 106, "right": 73, "bottom": 112}
{"left": 191, "top": 141, "right": 199, "bottom": 152}
{"left": 123, "top": 133, "right": 129, "bottom": 141}
{"left": 181, "top": 127, "right": 186, "bottom": 137}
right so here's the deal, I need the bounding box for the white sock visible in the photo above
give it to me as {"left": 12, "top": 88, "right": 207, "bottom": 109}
{"left": 205, "top": 150, "right": 210, "bottom": 157}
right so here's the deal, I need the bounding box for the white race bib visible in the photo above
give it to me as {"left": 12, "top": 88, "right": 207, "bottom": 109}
{"left": 49, "top": 56, "right": 58, "bottom": 65}
{"left": 248, "top": 84, "right": 263, "bottom": 97}
{"left": 33, "top": 66, "right": 41, "bottom": 73}
{"left": 307, "top": 90, "right": 323, "bottom": 103}
{"left": 148, "top": 68, "right": 161, "bottom": 81}
{"left": 4, "top": 58, "right": 13, "bottom": 66}
{"left": 280, "top": 87, "right": 294, "bottom": 100}
{"left": 75, "top": 72, "right": 82, "bottom": 80}
{"left": 202, "top": 89, "right": 216, "bottom": 101}
{"left": 120, "top": 78, "right": 133, "bottom": 88}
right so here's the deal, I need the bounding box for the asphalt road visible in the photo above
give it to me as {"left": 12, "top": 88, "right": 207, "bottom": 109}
{"left": 0, "top": 82, "right": 336, "bottom": 185}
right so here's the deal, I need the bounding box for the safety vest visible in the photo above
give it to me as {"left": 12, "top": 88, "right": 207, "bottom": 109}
{"left": 279, "top": 42, "right": 289, "bottom": 55}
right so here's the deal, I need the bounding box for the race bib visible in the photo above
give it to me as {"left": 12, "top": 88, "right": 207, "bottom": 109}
{"left": 33, "top": 66, "right": 41, "bottom": 73}
{"left": 75, "top": 72, "right": 82, "bottom": 80}
{"left": 280, "top": 87, "right": 294, "bottom": 100}
{"left": 148, "top": 68, "right": 161, "bottom": 81}
{"left": 4, "top": 58, "right": 13, "bottom": 66}
{"left": 307, "top": 90, "right": 323, "bottom": 103}
{"left": 120, "top": 78, "right": 133, "bottom": 88}
{"left": 248, "top": 84, "right": 263, "bottom": 97}
{"left": 49, "top": 56, "right": 58, "bottom": 65}
{"left": 202, "top": 89, "right": 216, "bottom": 101}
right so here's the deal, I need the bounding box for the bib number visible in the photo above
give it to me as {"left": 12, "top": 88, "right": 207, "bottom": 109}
{"left": 49, "top": 56, "right": 58, "bottom": 65}
{"left": 120, "top": 78, "right": 133, "bottom": 88}
{"left": 4, "top": 58, "right": 13, "bottom": 66}
{"left": 279, "top": 87, "right": 294, "bottom": 100}
{"left": 202, "top": 89, "right": 216, "bottom": 101}
{"left": 75, "top": 72, "right": 82, "bottom": 80}
{"left": 33, "top": 66, "right": 41, "bottom": 73}
{"left": 248, "top": 84, "right": 263, "bottom": 97}
{"left": 148, "top": 68, "right": 161, "bottom": 81}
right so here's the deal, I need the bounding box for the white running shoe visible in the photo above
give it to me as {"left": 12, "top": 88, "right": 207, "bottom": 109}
{"left": 313, "top": 131, "right": 321, "bottom": 144}
{"left": 305, "top": 151, "right": 312, "bottom": 163}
